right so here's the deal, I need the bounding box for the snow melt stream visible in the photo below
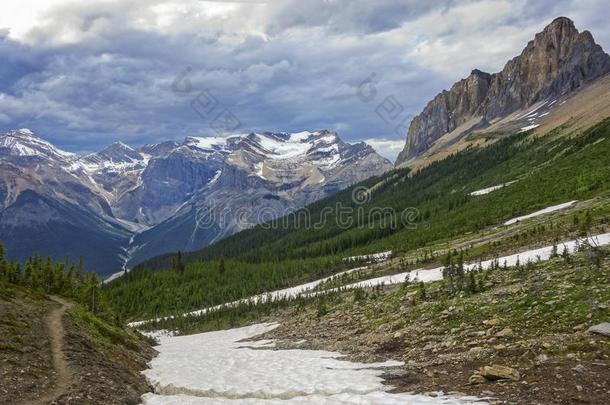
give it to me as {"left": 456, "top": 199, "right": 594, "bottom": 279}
{"left": 141, "top": 323, "right": 482, "bottom": 404}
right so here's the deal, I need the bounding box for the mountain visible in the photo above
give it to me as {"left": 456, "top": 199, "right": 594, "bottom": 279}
{"left": 0, "top": 129, "right": 392, "bottom": 276}
{"left": 396, "top": 17, "right": 610, "bottom": 165}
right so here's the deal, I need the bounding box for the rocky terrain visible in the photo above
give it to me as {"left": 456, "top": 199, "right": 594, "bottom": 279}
{"left": 396, "top": 17, "right": 610, "bottom": 165}
{"left": 0, "top": 129, "right": 392, "bottom": 276}
{"left": 264, "top": 251, "right": 610, "bottom": 404}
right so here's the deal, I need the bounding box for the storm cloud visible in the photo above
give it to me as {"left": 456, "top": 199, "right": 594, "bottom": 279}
{"left": 0, "top": 0, "right": 608, "bottom": 159}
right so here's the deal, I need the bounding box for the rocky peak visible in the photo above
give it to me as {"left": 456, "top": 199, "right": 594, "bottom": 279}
{"left": 139, "top": 141, "right": 180, "bottom": 157}
{"left": 0, "top": 128, "right": 74, "bottom": 161}
{"left": 92, "top": 141, "right": 144, "bottom": 164}
{"left": 396, "top": 17, "right": 610, "bottom": 165}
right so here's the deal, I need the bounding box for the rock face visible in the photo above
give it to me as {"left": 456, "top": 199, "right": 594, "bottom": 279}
{"left": 0, "top": 129, "right": 392, "bottom": 276}
{"left": 396, "top": 17, "right": 610, "bottom": 164}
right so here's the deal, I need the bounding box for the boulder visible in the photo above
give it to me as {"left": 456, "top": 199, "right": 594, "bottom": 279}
{"left": 587, "top": 322, "right": 610, "bottom": 337}
{"left": 479, "top": 365, "right": 520, "bottom": 381}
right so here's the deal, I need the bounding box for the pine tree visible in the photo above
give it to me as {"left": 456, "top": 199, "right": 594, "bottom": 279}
{"left": 219, "top": 257, "right": 226, "bottom": 275}
{"left": 418, "top": 281, "right": 426, "bottom": 301}
{"left": 173, "top": 251, "right": 185, "bottom": 274}
{"left": 468, "top": 271, "right": 477, "bottom": 293}
{"left": 0, "top": 244, "right": 6, "bottom": 280}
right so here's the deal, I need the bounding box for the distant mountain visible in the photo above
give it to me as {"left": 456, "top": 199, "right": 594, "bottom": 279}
{"left": 0, "top": 129, "right": 392, "bottom": 276}
{"left": 396, "top": 17, "right": 610, "bottom": 165}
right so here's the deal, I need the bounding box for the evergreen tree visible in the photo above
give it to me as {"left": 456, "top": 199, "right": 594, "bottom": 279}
{"left": 173, "top": 251, "right": 186, "bottom": 274}
{"left": 0, "top": 244, "right": 6, "bottom": 280}
{"left": 219, "top": 257, "right": 226, "bottom": 275}
{"left": 418, "top": 281, "right": 426, "bottom": 301}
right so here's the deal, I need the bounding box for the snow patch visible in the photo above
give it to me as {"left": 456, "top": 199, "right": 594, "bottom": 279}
{"left": 470, "top": 181, "right": 516, "bottom": 196}
{"left": 128, "top": 266, "right": 368, "bottom": 328}
{"left": 344, "top": 251, "right": 392, "bottom": 263}
{"left": 504, "top": 201, "right": 577, "bottom": 225}
{"left": 336, "top": 233, "right": 610, "bottom": 291}
{"left": 141, "top": 323, "right": 481, "bottom": 404}
{"left": 519, "top": 124, "right": 540, "bottom": 132}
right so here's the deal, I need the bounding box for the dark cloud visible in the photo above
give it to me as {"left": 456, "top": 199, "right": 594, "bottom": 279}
{"left": 0, "top": 0, "right": 608, "bottom": 157}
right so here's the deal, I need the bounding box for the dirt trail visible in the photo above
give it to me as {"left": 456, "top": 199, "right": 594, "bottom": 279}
{"left": 24, "top": 296, "right": 74, "bottom": 405}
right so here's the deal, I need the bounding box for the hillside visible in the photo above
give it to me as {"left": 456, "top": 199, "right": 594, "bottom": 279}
{"left": 107, "top": 115, "right": 610, "bottom": 321}
{"left": 0, "top": 281, "right": 155, "bottom": 404}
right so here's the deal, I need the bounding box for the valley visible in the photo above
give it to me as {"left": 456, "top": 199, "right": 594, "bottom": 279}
{"left": 1, "top": 10, "right": 610, "bottom": 405}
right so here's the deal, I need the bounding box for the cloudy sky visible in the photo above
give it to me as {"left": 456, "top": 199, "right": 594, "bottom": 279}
{"left": 0, "top": 0, "right": 608, "bottom": 160}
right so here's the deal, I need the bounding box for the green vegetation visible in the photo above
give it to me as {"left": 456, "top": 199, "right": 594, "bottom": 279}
{"left": 0, "top": 246, "right": 117, "bottom": 324}
{"left": 69, "top": 305, "right": 153, "bottom": 350}
{"left": 107, "top": 256, "right": 347, "bottom": 319}
{"left": 106, "top": 118, "right": 610, "bottom": 323}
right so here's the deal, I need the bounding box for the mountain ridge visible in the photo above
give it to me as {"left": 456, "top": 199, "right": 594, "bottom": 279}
{"left": 396, "top": 16, "right": 610, "bottom": 165}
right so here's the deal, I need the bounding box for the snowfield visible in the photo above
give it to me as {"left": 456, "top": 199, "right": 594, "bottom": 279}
{"left": 141, "top": 323, "right": 483, "bottom": 404}
{"left": 504, "top": 201, "right": 577, "bottom": 225}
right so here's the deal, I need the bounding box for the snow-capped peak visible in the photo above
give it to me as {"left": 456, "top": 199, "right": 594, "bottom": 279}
{"left": 184, "top": 135, "right": 243, "bottom": 153}
{"left": 15, "top": 128, "right": 35, "bottom": 136}
{"left": 0, "top": 128, "right": 74, "bottom": 160}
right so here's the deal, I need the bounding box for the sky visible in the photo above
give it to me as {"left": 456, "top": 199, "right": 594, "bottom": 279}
{"left": 0, "top": 0, "right": 609, "bottom": 160}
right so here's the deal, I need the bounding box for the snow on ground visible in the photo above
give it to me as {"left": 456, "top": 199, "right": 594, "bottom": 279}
{"left": 103, "top": 270, "right": 126, "bottom": 284}
{"left": 141, "top": 329, "right": 175, "bottom": 340}
{"left": 344, "top": 251, "right": 392, "bottom": 263}
{"left": 128, "top": 266, "right": 368, "bottom": 327}
{"left": 141, "top": 323, "right": 482, "bottom": 404}
{"left": 519, "top": 124, "right": 540, "bottom": 132}
{"left": 504, "top": 201, "right": 577, "bottom": 225}
{"left": 469, "top": 181, "right": 516, "bottom": 196}
{"left": 256, "top": 133, "right": 314, "bottom": 159}
{"left": 333, "top": 233, "right": 610, "bottom": 291}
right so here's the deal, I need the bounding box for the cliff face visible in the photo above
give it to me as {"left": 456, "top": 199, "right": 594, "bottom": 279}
{"left": 396, "top": 17, "right": 610, "bottom": 165}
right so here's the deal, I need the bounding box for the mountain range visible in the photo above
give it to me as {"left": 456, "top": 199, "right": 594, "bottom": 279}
{"left": 2, "top": 16, "right": 608, "bottom": 279}
{"left": 0, "top": 129, "right": 391, "bottom": 276}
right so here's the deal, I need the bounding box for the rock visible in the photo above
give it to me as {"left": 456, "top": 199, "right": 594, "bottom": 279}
{"left": 572, "top": 364, "right": 586, "bottom": 373}
{"left": 587, "top": 323, "right": 610, "bottom": 337}
{"left": 479, "top": 365, "right": 521, "bottom": 381}
{"left": 495, "top": 328, "right": 513, "bottom": 338}
{"left": 535, "top": 354, "right": 549, "bottom": 365}
{"left": 469, "top": 374, "right": 487, "bottom": 385}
